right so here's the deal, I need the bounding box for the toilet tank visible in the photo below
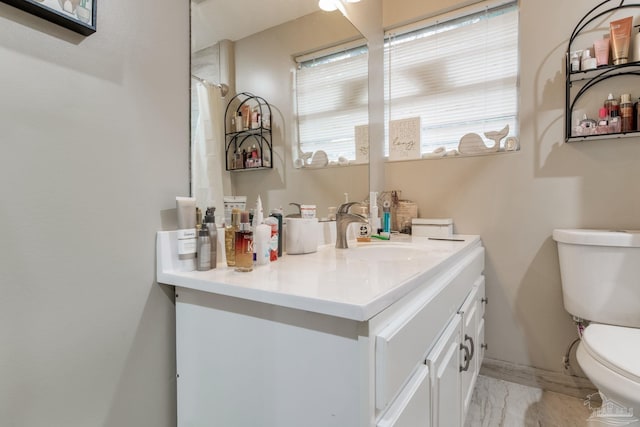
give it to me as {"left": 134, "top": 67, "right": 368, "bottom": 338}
{"left": 553, "top": 229, "right": 640, "bottom": 328}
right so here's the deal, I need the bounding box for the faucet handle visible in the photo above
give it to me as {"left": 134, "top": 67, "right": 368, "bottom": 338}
{"left": 337, "top": 202, "right": 361, "bottom": 214}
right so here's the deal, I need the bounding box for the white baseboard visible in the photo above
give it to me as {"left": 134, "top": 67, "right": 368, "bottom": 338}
{"left": 480, "top": 357, "right": 597, "bottom": 399}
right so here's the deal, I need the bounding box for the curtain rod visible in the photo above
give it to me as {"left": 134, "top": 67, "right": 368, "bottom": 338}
{"left": 191, "top": 74, "right": 229, "bottom": 96}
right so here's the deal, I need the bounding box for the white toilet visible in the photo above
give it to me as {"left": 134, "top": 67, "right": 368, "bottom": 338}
{"left": 554, "top": 229, "right": 640, "bottom": 426}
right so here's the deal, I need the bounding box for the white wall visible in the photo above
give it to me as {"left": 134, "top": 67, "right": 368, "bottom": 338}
{"left": 233, "top": 0, "right": 640, "bottom": 375}
{"left": 0, "top": 0, "right": 188, "bottom": 425}
{"left": 385, "top": 0, "right": 640, "bottom": 372}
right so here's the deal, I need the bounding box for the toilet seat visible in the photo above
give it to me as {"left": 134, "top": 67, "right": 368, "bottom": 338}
{"left": 581, "top": 324, "right": 640, "bottom": 383}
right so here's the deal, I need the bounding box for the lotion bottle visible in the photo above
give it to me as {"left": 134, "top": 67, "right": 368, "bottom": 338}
{"left": 252, "top": 196, "right": 271, "bottom": 266}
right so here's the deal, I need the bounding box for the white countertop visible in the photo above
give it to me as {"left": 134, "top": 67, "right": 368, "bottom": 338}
{"left": 157, "top": 231, "right": 482, "bottom": 321}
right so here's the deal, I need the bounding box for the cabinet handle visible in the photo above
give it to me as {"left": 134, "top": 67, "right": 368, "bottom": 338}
{"left": 465, "top": 334, "right": 475, "bottom": 361}
{"left": 459, "top": 343, "right": 471, "bottom": 372}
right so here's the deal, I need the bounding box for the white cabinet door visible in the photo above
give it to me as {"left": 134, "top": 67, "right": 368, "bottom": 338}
{"left": 377, "top": 364, "right": 431, "bottom": 427}
{"left": 459, "top": 277, "right": 483, "bottom": 420}
{"left": 426, "top": 314, "right": 462, "bottom": 427}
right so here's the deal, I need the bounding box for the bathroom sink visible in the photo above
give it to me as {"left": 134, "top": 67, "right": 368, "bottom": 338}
{"left": 343, "top": 242, "right": 431, "bottom": 262}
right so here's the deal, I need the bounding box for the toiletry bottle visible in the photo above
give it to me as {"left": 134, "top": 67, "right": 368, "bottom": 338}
{"left": 235, "top": 211, "right": 253, "bottom": 272}
{"left": 570, "top": 51, "right": 581, "bottom": 72}
{"left": 620, "top": 93, "right": 634, "bottom": 132}
{"left": 264, "top": 217, "right": 279, "bottom": 261}
{"left": 356, "top": 206, "right": 371, "bottom": 242}
{"left": 593, "top": 37, "right": 610, "bottom": 67}
{"left": 597, "top": 107, "right": 609, "bottom": 134}
{"left": 235, "top": 112, "right": 244, "bottom": 132}
{"left": 369, "top": 192, "right": 381, "bottom": 233}
{"left": 197, "top": 224, "right": 212, "bottom": 271}
{"left": 231, "top": 113, "right": 238, "bottom": 133}
{"left": 605, "top": 94, "right": 621, "bottom": 133}
{"left": 176, "top": 196, "right": 197, "bottom": 271}
{"left": 251, "top": 107, "right": 260, "bottom": 129}
{"left": 581, "top": 49, "right": 597, "bottom": 70}
{"left": 579, "top": 114, "right": 597, "bottom": 135}
{"left": 204, "top": 207, "right": 217, "bottom": 269}
{"left": 242, "top": 105, "right": 251, "bottom": 130}
{"left": 252, "top": 196, "right": 271, "bottom": 266}
{"left": 382, "top": 201, "right": 391, "bottom": 235}
{"left": 269, "top": 208, "right": 283, "bottom": 257}
{"left": 225, "top": 208, "right": 241, "bottom": 267}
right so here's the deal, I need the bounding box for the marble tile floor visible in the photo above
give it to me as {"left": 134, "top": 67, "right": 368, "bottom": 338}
{"left": 465, "top": 375, "right": 594, "bottom": 427}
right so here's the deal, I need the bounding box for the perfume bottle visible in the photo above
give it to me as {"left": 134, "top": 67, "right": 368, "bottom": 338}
{"left": 235, "top": 211, "right": 253, "bottom": 272}
{"left": 225, "top": 208, "right": 241, "bottom": 267}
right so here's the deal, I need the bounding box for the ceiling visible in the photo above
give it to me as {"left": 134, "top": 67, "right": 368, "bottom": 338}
{"left": 191, "top": 0, "right": 321, "bottom": 52}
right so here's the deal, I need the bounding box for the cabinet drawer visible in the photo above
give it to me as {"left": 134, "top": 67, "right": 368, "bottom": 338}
{"left": 377, "top": 364, "right": 431, "bottom": 427}
{"left": 375, "top": 248, "right": 484, "bottom": 410}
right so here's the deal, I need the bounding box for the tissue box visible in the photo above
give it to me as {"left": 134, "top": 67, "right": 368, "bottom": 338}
{"left": 412, "top": 218, "right": 453, "bottom": 237}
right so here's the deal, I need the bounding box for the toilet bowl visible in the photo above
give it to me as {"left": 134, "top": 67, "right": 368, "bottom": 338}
{"left": 577, "top": 324, "right": 640, "bottom": 425}
{"left": 553, "top": 229, "right": 640, "bottom": 424}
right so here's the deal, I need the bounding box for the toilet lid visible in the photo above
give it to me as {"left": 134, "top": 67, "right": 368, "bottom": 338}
{"left": 581, "top": 324, "right": 640, "bottom": 383}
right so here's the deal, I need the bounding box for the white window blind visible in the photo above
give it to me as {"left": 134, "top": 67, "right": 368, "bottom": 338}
{"left": 295, "top": 43, "right": 368, "bottom": 162}
{"left": 385, "top": 1, "right": 519, "bottom": 155}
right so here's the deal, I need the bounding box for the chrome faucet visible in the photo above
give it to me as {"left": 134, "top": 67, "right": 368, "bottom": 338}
{"left": 336, "top": 202, "right": 368, "bottom": 249}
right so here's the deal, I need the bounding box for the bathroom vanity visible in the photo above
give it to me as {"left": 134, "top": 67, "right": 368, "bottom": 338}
{"left": 157, "top": 232, "right": 485, "bottom": 427}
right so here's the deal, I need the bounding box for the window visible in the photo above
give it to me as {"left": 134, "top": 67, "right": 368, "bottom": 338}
{"left": 295, "top": 42, "right": 368, "bottom": 164}
{"left": 385, "top": 0, "right": 519, "bottom": 156}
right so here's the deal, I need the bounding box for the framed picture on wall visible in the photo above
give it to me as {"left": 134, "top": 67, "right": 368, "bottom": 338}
{"left": 1, "top": 0, "right": 96, "bottom": 35}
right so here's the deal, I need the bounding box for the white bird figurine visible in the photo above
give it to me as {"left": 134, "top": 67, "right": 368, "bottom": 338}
{"left": 484, "top": 124, "right": 509, "bottom": 151}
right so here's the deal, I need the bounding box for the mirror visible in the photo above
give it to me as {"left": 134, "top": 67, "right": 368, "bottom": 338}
{"left": 190, "top": 0, "right": 375, "bottom": 218}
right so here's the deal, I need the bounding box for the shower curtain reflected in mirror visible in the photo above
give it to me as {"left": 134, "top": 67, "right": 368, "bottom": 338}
{"left": 191, "top": 82, "right": 231, "bottom": 223}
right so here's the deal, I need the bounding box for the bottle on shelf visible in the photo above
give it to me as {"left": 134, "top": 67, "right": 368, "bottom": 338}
{"left": 235, "top": 112, "right": 243, "bottom": 132}
{"left": 620, "top": 93, "right": 634, "bottom": 132}
{"left": 596, "top": 107, "right": 609, "bottom": 134}
{"left": 570, "top": 51, "right": 581, "bottom": 72}
{"left": 605, "top": 93, "right": 621, "bottom": 133}
{"left": 581, "top": 49, "right": 597, "bottom": 70}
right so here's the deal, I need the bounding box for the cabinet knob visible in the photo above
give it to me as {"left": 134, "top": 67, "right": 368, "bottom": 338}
{"left": 481, "top": 343, "right": 488, "bottom": 350}
{"left": 481, "top": 297, "right": 488, "bottom": 304}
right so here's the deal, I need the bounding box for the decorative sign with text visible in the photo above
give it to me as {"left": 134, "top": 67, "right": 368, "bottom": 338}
{"left": 389, "top": 117, "right": 421, "bottom": 161}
